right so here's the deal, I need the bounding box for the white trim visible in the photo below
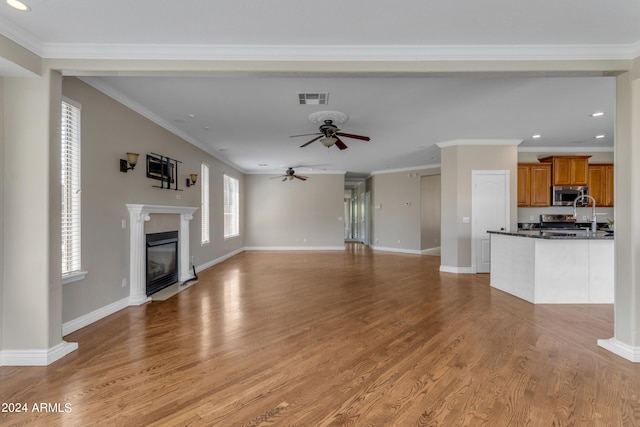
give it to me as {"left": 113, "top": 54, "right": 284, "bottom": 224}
{"left": 421, "top": 247, "right": 441, "bottom": 256}
{"left": 0, "top": 341, "right": 78, "bottom": 367}
{"left": 245, "top": 246, "right": 345, "bottom": 251}
{"left": 437, "top": 139, "right": 523, "bottom": 148}
{"left": 370, "top": 246, "right": 422, "bottom": 255}
{"left": 440, "top": 265, "right": 476, "bottom": 274}
{"left": 597, "top": 338, "right": 640, "bottom": 363}
{"left": 62, "top": 297, "right": 129, "bottom": 336}
{"left": 370, "top": 164, "right": 441, "bottom": 176}
{"left": 126, "top": 204, "right": 198, "bottom": 305}
{"left": 79, "top": 77, "right": 245, "bottom": 173}
{"left": 40, "top": 43, "right": 640, "bottom": 61}
{"left": 196, "top": 248, "right": 246, "bottom": 272}
{"left": 518, "top": 146, "right": 614, "bottom": 153}
{"left": 62, "top": 270, "right": 88, "bottom": 285}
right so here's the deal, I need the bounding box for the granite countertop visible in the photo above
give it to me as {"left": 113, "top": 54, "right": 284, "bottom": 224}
{"left": 488, "top": 229, "right": 614, "bottom": 240}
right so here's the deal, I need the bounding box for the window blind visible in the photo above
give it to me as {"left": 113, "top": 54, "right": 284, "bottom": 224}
{"left": 201, "top": 163, "right": 210, "bottom": 244}
{"left": 223, "top": 174, "right": 239, "bottom": 238}
{"left": 61, "top": 100, "right": 82, "bottom": 275}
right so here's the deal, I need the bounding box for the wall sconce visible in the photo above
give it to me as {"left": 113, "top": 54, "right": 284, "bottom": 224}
{"left": 120, "top": 152, "right": 139, "bottom": 173}
{"left": 186, "top": 173, "right": 198, "bottom": 187}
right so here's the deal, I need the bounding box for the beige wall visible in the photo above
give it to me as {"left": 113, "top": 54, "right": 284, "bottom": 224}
{"left": 0, "top": 34, "right": 41, "bottom": 76}
{"left": 421, "top": 174, "right": 441, "bottom": 251}
{"left": 3, "top": 71, "right": 63, "bottom": 350}
{"left": 244, "top": 173, "right": 345, "bottom": 248}
{"left": 61, "top": 77, "right": 245, "bottom": 322}
{"left": 0, "top": 77, "right": 4, "bottom": 348}
{"left": 440, "top": 143, "right": 518, "bottom": 270}
{"left": 371, "top": 168, "right": 439, "bottom": 252}
{"left": 613, "top": 59, "right": 640, "bottom": 347}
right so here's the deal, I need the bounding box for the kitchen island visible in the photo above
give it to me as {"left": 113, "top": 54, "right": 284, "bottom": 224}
{"left": 488, "top": 230, "right": 613, "bottom": 304}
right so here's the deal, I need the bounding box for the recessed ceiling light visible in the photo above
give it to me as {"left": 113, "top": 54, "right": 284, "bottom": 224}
{"left": 595, "top": 134, "right": 606, "bottom": 139}
{"left": 187, "top": 114, "right": 196, "bottom": 118}
{"left": 532, "top": 134, "right": 542, "bottom": 139}
{"left": 590, "top": 112, "right": 605, "bottom": 117}
{"left": 7, "top": 0, "right": 30, "bottom": 11}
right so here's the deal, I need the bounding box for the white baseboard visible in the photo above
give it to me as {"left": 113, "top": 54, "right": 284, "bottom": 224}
{"left": 598, "top": 337, "right": 640, "bottom": 363}
{"left": 196, "top": 247, "right": 246, "bottom": 272}
{"left": 370, "top": 246, "right": 422, "bottom": 254}
{"left": 244, "top": 246, "right": 345, "bottom": 251}
{"left": 63, "top": 297, "right": 129, "bottom": 336}
{"left": 0, "top": 341, "right": 78, "bottom": 366}
{"left": 421, "top": 247, "right": 441, "bottom": 255}
{"left": 440, "top": 265, "right": 476, "bottom": 274}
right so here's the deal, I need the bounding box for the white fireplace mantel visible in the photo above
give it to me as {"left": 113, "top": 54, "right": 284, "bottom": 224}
{"left": 126, "top": 204, "right": 199, "bottom": 305}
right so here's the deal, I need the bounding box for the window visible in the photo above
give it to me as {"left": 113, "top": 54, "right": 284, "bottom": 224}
{"left": 61, "top": 98, "right": 85, "bottom": 283}
{"left": 223, "top": 174, "right": 239, "bottom": 238}
{"left": 201, "top": 162, "right": 210, "bottom": 245}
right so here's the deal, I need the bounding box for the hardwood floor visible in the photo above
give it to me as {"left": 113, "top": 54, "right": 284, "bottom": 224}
{"left": 1, "top": 243, "right": 639, "bottom": 426}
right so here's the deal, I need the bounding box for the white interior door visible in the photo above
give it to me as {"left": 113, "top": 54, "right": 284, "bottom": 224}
{"left": 472, "top": 171, "right": 510, "bottom": 273}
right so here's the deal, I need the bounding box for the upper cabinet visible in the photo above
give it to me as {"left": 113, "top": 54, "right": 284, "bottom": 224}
{"left": 538, "top": 155, "right": 590, "bottom": 186}
{"left": 588, "top": 163, "right": 614, "bottom": 207}
{"left": 518, "top": 163, "right": 551, "bottom": 207}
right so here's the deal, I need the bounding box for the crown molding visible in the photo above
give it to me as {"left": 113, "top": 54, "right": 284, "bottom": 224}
{"left": 437, "top": 139, "right": 523, "bottom": 148}
{"left": 78, "top": 77, "right": 246, "bottom": 173}
{"left": 518, "top": 146, "right": 614, "bottom": 153}
{"left": 40, "top": 42, "right": 640, "bottom": 62}
{"left": 0, "top": 16, "right": 43, "bottom": 56}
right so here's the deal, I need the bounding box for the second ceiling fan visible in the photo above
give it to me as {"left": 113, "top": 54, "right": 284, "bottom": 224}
{"left": 290, "top": 111, "right": 370, "bottom": 150}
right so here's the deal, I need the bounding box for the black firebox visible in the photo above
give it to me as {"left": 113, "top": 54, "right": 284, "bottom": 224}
{"left": 146, "top": 231, "right": 179, "bottom": 296}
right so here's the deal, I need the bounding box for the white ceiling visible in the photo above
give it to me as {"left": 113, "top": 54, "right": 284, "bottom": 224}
{"left": 2, "top": 0, "right": 638, "bottom": 177}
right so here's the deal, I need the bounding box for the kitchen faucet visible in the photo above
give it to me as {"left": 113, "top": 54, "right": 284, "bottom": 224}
{"left": 573, "top": 194, "right": 598, "bottom": 233}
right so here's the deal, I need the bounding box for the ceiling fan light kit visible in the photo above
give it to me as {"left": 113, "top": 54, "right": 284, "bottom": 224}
{"left": 290, "top": 110, "right": 370, "bottom": 151}
{"left": 271, "top": 167, "right": 308, "bottom": 182}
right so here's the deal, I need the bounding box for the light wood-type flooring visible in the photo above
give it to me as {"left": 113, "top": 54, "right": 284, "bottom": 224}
{"left": 1, "top": 243, "right": 639, "bottom": 426}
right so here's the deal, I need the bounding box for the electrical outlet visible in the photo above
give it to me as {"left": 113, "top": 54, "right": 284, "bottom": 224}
{"left": 121, "top": 219, "right": 127, "bottom": 229}
{"left": 121, "top": 278, "right": 127, "bottom": 288}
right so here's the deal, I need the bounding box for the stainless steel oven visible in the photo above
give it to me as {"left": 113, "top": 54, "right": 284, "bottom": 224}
{"left": 551, "top": 186, "right": 588, "bottom": 206}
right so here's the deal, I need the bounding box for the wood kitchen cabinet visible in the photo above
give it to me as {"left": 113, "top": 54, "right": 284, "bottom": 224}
{"left": 539, "top": 155, "right": 590, "bottom": 186}
{"left": 588, "top": 163, "right": 614, "bottom": 207}
{"left": 518, "top": 163, "right": 551, "bottom": 207}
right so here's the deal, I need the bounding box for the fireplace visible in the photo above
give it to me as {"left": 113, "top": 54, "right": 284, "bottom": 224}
{"left": 146, "top": 231, "right": 179, "bottom": 296}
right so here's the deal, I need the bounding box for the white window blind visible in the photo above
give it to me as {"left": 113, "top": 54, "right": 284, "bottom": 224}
{"left": 223, "top": 174, "right": 239, "bottom": 238}
{"left": 201, "top": 163, "right": 210, "bottom": 244}
{"left": 61, "top": 99, "right": 82, "bottom": 276}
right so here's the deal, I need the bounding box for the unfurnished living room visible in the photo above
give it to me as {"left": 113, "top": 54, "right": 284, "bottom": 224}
{"left": 2, "top": 1, "right": 640, "bottom": 426}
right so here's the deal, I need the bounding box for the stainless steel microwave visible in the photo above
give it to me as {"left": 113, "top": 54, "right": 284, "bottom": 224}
{"left": 552, "top": 186, "right": 588, "bottom": 206}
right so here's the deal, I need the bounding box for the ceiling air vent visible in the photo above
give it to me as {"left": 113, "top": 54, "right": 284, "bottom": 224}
{"left": 298, "top": 92, "right": 329, "bottom": 105}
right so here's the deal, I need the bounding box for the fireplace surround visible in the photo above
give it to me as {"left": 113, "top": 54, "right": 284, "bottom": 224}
{"left": 126, "top": 204, "right": 198, "bottom": 305}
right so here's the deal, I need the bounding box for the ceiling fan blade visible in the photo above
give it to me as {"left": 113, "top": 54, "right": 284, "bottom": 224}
{"left": 335, "top": 132, "right": 370, "bottom": 141}
{"left": 290, "top": 132, "right": 321, "bottom": 138}
{"left": 334, "top": 137, "right": 348, "bottom": 150}
{"left": 294, "top": 175, "right": 308, "bottom": 181}
{"left": 300, "top": 135, "right": 323, "bottom": 148}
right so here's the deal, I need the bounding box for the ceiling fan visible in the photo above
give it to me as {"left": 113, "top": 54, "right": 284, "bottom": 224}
{"left": 290, "top": 111, "right": 370, "bottom": 150}
{"left": 271, "top": 167, "right": 308, "bottom": 182}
